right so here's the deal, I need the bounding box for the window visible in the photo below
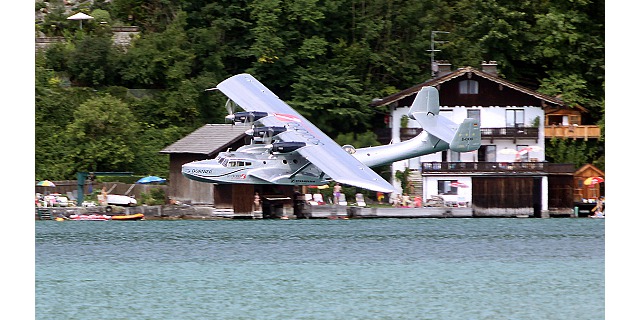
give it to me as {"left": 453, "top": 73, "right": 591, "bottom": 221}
{"left": 517, "top": 145, "right": 529, "bottom": 162}
{"left": 569, "top": 115, "right": 580, "bottom": 125}
{"left": 547, "top": 115, "right": 564, "bottom": 126}
{"left": 467, "top": 109, "right": 481, "bottom": 125}
{"left": 478, "top": 145, "right": 496, "bottom": 162}
{"left": 450, "top": 150, "right": 461, "bottom": 162}
{"left": 506, "top": 109, "right": 524, "bottom": 127}
{"left": 438, "top": 180, "right": 459, "bottom": 195}
{"left": 459, "top": 80, "right": 478, "bottom": 94}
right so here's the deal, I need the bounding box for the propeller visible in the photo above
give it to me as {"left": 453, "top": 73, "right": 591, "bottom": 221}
{"left": 226, "top": 111, "right": 269, "bottom": 124}
{"left": 224, "top": 99, "right": 240, "bottom": 124}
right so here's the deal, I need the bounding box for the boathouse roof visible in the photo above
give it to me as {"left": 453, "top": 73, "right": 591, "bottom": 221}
{"left": 160, "top": 124, "right": 248, "bottom": 156}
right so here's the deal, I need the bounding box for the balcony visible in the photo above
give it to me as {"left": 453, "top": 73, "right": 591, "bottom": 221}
{"left": 421, "top": 161, "right": 575, "bottom": 175}
{"left": 375, "top": 127, "right": 541, "bottom": 145}
{"left": 544, "top": 125, "right": 601, "bottom": 140}
{"left": 375, "top": 125, "right": 600, "bottom": 145}
{"left": 481, "top": 127, "right": 539, "bottom": 143}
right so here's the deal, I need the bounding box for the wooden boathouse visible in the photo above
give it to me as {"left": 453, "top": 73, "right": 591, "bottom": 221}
{"left": 159, "top": 124, "right": 297, "bottom": 217}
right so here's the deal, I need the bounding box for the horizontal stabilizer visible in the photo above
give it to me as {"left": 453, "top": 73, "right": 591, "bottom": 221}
{"left": 412, "top": 112, "right": 457, "bottom": 143}
{"left": 449, "top": 118, "right": 481, "bottom": 152}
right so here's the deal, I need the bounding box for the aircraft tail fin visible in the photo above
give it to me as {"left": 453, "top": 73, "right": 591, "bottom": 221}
{"left": 449, "top": 118, "right": 481, "bottom": 152}
{"left": 408, "top": 86, "right": 439, "bottom": 126}
{"left": 409, "top": 86, "right": 481, "bottom": 152}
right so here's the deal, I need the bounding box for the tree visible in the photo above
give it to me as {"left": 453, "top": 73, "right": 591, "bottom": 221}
{"left": 119, "top": 11, "right": 195, "bottom": 88}
{"left": 289, "top": 64, "right": 372, "bottom": 136}
{"left": 68, "top": 35, "right": 119, "bottom": 86}
{"left": 63, "top": 95, "right": 139, "bottom": 174}
{"left": 335, "top": 131, "right": 380, "bottom": 149}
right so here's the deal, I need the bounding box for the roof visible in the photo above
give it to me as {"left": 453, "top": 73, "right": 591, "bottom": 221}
{"left": 574, "top": 164, "right": 604, "bottom": 177}
{"left": 160, "top": 124, "right": 248, "bottom": 156}
{"left": 370, "top": 66, "right": 579, "bottom": 110}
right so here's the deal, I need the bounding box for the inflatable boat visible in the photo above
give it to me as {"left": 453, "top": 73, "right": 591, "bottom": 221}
{"left": 111, "top": 213, "right": 145, "bottom": 221}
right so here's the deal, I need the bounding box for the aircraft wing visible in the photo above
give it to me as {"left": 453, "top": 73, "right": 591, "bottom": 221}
{"left": 215, "top": 73, "right": 395, "bottom": 193}
{"left": 296, "top": 145, "right": 394, "bottom": 192}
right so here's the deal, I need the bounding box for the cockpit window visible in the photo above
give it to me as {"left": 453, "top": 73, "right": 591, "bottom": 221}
{"left": 221, "top": 159, "right": 252, "bottom": 167}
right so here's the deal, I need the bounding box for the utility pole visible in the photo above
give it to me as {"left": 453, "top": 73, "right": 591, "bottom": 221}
{"left": 427, "top": 30, "right": 450, "bottom": 77}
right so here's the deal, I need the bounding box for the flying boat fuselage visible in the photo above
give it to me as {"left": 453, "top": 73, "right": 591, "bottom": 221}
{"left": 181, "top": 144, "right": 328, "bottom": 186}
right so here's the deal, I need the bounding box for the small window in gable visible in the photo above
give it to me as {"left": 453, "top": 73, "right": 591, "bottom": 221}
{"left": 459, "top": 80, "right": 479, "bottom": 94}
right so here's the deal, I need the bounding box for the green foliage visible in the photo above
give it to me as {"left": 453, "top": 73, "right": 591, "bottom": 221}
{"left": 34, "top": 0, "right": 605, "bottom": 178}
{"left": 68, "top": 35, "right": 118, "bottom": 86}
{"left": 400, "top": 115, "right": 409, "bottom": 128}
{"left": 545, "top": 138, "right": 596, "bottom": 169}
{"left": 44, "top": 42, "right": 71, "bottom": 71}
{"left": 394, "top": 167, "right": 411, "bottom": 195}
{"left": 63, "top": 94, "right": 139, "bottom": 174}
{"left": 140, "top": 188, "right": 166, "bottom": 205}
{"left": 119, "top": 11, "right": 195, "bottom": 88}
{"left": 290, "top": 64, "right": 371, "bottom": 136}
{"left": 334, "top": 131, "right": 380, "bottom": 149}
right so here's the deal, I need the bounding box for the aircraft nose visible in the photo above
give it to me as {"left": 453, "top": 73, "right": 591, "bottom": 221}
{"left": 182, "top": 159, "right": 220, "bottom": 175}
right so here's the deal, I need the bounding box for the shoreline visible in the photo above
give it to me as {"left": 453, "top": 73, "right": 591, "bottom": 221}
{"left": 35, "top": 204, "right": 584, "bottom": 220}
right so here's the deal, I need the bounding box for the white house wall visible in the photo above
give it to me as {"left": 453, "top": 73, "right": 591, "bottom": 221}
{"left": 388, "top": 103, "right": 547, "bottom": 202}
{"left": 422, "top": 176, "right": 473, "bottom": 206}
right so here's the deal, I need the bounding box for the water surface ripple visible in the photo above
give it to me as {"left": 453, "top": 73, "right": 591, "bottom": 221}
{"left": 36, "top": 218, "right": 604, "bottom": 319}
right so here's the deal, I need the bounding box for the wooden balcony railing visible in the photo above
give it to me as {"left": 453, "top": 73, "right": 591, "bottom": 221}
{"left": 375, "top": 125, "right": 600, "bottom": 145}
{"left": 421, "top": 161, "right": 575, "bottom": 174}
{"left": 544, "top": 125, "right": 601, "bottom": 140}
{"left": 480, "top": 127, "right": 539, "bottom": 142}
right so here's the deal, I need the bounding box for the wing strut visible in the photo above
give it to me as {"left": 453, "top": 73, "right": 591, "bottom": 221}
{"left": 288, "top": 162, "right": 312, "bottom": 179}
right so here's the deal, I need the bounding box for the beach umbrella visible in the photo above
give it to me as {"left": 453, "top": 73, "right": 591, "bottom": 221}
{"left": 584, "top": 176, "right": 604, "bottom": 186}
{"left": 498, "top": 148, "right": 519, "bottom": 155}
{"left": 36, "top": 180, "right": 56, "bottom": 187}
{"left": 517, "top": 146, "right": 542, "bottom": 155}
{"left": 136, "top": 176, "right": 166, "bottom": 184}
{"left": 37, "top": 180, "right": 56, "bottom": 196}
{"left": 67, "top": 12, "right": 94, "bottom": 30}
{"left": 451, "top": 181, "right": 469, "bottom": 188}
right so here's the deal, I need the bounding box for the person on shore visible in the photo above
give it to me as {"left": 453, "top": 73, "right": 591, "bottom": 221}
{"left": 393, "top": 194, "right": 402, "bottom": 207}
{"left": 591, "top": 196, "right": 604, "bottom": 217}
{"left": 414, "top": 196, "right": 422, "bottom": 208}
{"left": 401, "top": 193, "right": 410, "bottom": 207}
{"left": 333, "top": 183, "right": 342, "bottom": 205}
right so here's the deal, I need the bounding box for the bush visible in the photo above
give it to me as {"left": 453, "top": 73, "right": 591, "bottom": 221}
{"left": 141, "top": 188, "right": 166, "bottom": 205}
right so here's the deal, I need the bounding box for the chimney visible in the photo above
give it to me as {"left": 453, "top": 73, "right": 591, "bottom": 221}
{"left": 431, "top": 60, "right": 452, "bottom": 78}
{"left": 481, "top": 61, "right": 498, "bottom": 76}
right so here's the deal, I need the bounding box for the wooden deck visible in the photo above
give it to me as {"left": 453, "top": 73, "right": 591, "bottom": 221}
{"left": 544, "top": 125, "right": 601, "bottom": 140}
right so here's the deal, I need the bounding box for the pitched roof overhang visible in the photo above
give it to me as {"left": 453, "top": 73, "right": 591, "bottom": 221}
{"left": 160, "top": 124, "right": 248, "bottom": 156}
{"left": 370, "top": 67, "right": 584, "bottom": 112}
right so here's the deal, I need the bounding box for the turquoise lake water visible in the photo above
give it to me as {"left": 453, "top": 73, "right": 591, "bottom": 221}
{"left": 36, "top": 218, "right": 604, "bottom": 319}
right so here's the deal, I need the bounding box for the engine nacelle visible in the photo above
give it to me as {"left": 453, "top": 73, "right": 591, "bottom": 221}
{"left": 226, "top": 111, "right": 269, "bottom": 123}
{"left": 247, "top": 126, "right": 287, "bottom": 137}
{"left": 271, "top": 141, "right": 306, "bottom": 153}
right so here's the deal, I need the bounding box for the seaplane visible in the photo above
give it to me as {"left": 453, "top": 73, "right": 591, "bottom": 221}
{"left": 182, "top": 73, "right": 481, "bottom": 193}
